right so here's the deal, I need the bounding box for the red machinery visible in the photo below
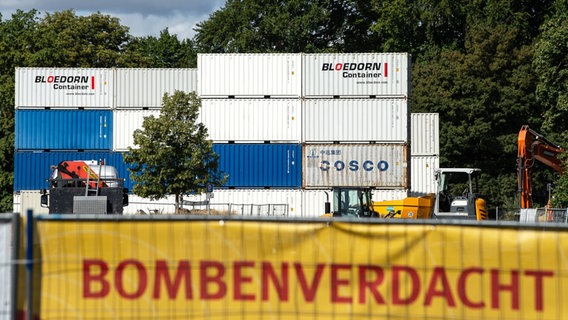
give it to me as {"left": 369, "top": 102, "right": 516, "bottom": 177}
{"left": 517, "top": 125, "right": 564, "bottom": 209}
{"left": 56, "top": 160, "right": 108, "bottom": 189}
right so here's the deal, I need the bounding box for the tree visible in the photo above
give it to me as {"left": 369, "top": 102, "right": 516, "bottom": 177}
{"left": 533, "top": 2, "right": 568, "bottom": 137}
{"left": 0, "top": 10, "right": 40, "bottom": 211}
{"left": 132, "top": 29, "right": 197, "bottom": 67}
{"left": 533, "top": 1, "right": 568, "bottom": 207}
{"left": 0, "top": 9, "right": 153, "bottom": 211}
{"left": 123, "top": 91, "right": 226, "bottom": 213}
{"left": 411, "top": 1, "right": 550, "bottom": 213}
{"left": 31, "top": 9, "right": 148, "bottom": 67}
{"left": 194, "top": 0, "right": 379, "bottom": 53}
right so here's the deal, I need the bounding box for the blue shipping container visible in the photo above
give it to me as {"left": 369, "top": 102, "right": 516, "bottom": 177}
{"left": 15, "top": 109, "right": 113, "bottom": 150}
{"left": 213, "top": 144, "right": 302, "bottom": 188}
{"left": 14, "top": 151, "right": 128, "bottom": 191}
{"left": 14, "top": 144, "right": 302, "bottom": 191}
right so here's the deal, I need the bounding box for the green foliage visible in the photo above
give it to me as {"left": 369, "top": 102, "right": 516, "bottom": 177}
{"left": 370, "top": 0, "right": 467, "bottom": 56}
{"left": 0, "top": 9, "right": 152, "bottom": 211}
{"left": 123, "top": 91, "right": 226, "bottom": 212}
{"left": 132, "top": 29, "right": 197, "bottom": 67}
{"left": 410, "top": 0, "right": 552, "bottom": 212}
{"left": 30, "top": 10, "right": 148, "bottom": 67}
{"left": 194, "top": 0, "right": 379, "bottom": 53}
{"left": 0, "top": 10, "right": 39, "bottom": 211}
{"left": 1, "top": 1, "right": 567, "bottom": 214}
{"left": 533, "top": 4, "right": 568, "bottom": 137}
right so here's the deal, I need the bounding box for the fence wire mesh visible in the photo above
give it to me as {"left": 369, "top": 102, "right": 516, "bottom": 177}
{"left": 3, "top": 213, "right": 568, "bottom": 319}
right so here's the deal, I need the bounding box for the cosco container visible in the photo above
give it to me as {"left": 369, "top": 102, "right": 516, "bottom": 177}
{"left": 14, "top": 151, "right": 126, "bottom": 191}
{"left": 302, "top": 53, "right": 410, "bottom": 98}
{"left": 411, "top": 113, "right": 439, "bottom": 156}
{"left": 410, "top": 155, "right": 439, "bottom": 196}
{"left": 115, "top": 68, "right": 198, "bottom": 108}
{"left": 113, "top": 109, "right": 161, "bottom": 151}
{"left": 198, "top": 53, "right": 302, "bottom": 98}
{"left": 201, "top": 99, "right": 301, "bottom": 143}
{"left": 213, "top": 144, "right": 302, "bottom": 188}
{"left": 15, "top": 110, "right": 113, "bottom": 151}
{"left": 15, "top": 67, "right": 113, "bottom": 108}
{"left": 302, "top": 144, "right": 409, "bottom": 188}
{"left": 303, "top": 99, "right": 409, "bottom": 143}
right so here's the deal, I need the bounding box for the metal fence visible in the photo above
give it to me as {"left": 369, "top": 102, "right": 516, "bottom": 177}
{"left": 518, "top": 207, "right": 568, "bottom": 223}
{"left": 4, "top": 211, "right": 568, "bottom": 319}
{"left": 183, "top": 202, "right": 289, "bottom": 216}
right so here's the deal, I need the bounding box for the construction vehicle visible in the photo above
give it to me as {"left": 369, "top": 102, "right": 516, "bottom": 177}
{"left": 517, "top": 125, "right": 564, "bottom": 209}
{"left": 323, "top": 168, "right": 488, "bottom": 220}
{"left": 40, "top": 160, "right": 129, "bottom": 214}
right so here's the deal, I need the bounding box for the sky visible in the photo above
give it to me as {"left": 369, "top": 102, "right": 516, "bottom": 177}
{"left": 0, "top": 0, "right": 226, "bottom": 40}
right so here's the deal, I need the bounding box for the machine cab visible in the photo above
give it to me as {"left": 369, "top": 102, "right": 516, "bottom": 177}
{"left": 332, "top": 188, "right": 377, "bottom": 218}
{"left": 434, "top": 168, "right": 485, "bottom": 219}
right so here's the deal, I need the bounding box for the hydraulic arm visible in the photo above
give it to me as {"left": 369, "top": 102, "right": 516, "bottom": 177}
{"left": 517, "top": 125, "right": 564, "bottom": 209}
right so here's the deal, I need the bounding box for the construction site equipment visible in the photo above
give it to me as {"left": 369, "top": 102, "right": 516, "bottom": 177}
{"left": 517, "top": 125, "right": 565, "bottom": 209}
{"left": 41, "top": 160, "right": 128, "bottom": 214}
{"left": 323, "top": 168, "right": 488, "bottom": 221}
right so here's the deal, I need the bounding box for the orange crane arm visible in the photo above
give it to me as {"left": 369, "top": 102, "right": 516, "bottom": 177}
{"left": 57, "top": 161, "right": 108, "bottom": 188}
{"left": 517, "top": 125, "right": 564, "bottom": 209}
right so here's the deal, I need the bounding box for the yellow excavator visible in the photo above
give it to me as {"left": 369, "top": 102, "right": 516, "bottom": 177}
{"left": 322, "top": 168, "right": 488, "bottom": 221}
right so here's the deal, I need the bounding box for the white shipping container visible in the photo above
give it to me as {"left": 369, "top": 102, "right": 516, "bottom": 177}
{"left": 115, "top": 68, "right": 198, "bottom": 108}
{"left": 303, "top": 53, "right": 410, "bottom": 98}
{"left": 411, "top": 113, "right": 439, "bottom": 155}
{"left": 129, "top": 188, "right": 407, "bottom": 217}
{"left": 410, "top": 155, "right": 439, "bottom": 196}
{"left": 15, "top": 67, "right": 114, "bottom": 108}
{"left": 13, "top": 191, "right": 49, "bottom": 215}
{"left": 201, "top": 99, "right": 301, "bottom": 142}
{"left": 303, "top": 98, "right": 409, "bottom": 143}
{"left": 127, "top": 189, "right": 303, "bottom": 216}
{"left": 198, "top": 53, "right": 302, "bottom": 98}
{"left": 303, "top": 144, "right": 408, "bottom": 188}
{"left": 113, "top": 109, "right": 161, "bottom": 151}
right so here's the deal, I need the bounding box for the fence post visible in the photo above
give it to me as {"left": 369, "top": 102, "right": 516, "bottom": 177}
{"left": 25, "top": 209, "right": 33, "bottom": 320}
{"left": 9, "top": 213, "right": 20, "bottom": 320}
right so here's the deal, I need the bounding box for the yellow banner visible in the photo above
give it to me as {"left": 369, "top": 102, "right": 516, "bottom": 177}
{"left": 35, "top": 220, "right": 568, "bottom": 319}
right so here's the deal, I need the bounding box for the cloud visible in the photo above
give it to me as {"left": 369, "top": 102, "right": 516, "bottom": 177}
{"left": 0, "top": 0, "right": 225, "bottom": 39}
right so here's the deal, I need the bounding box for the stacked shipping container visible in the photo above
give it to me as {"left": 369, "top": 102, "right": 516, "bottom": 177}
{"left": 299, "top": 53, "right": 412, "bottom": 213}
{"left": 197, "top": 54, "right": 303, "bottom": 216}
{"left": 410, "top": 113, "right": 440, "bottom": 196}
{"left": 15, "top": 68, "right": 116, "bottom": 214}
{"left": 14, "top": 55, "right": 437, "bottom": 216}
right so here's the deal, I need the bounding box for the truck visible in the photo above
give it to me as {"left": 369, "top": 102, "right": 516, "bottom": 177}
{"left": 40, "top": 160, "right": 129, "bottom": 214}
{"left": 323, "top": 168, "right": 488, "bottom": 220}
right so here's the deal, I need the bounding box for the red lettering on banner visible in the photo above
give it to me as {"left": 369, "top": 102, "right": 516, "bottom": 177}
{"left": 262, "top": 262, "right": 289, "bottom": 301}
{"left": 115, "top": 259, "right": 147, "bottom": 299}
{"left": 491, "top": 269, "right": 519, "bottom": 310}
{"left": 424, "top": 267, "right": 456, "bottom": 307}
{"left": 331, "top": 264, "right": 352, "bottom": 303}
{"left": 392, "top": 265, "right": 420, "bottom": 305}
{"left": 457, "top": 268, "right": 484, "bottom": 308}
{"left": 234, "top": 261, "right": 255, "bottom": 301}
{"left": 80, "top": 259, "right": 554, "bottom": 312}
{"left": 524, "top": 270, "right": 553, "bottom": 311}
{"left": 153, "top": 260, "right": 192, "bottom": 299}
{"left": 294, "top": 263, "right": 325, "bottom": 302}
{"left": 358, "top": 265, "right": 385, "bottom": 304}
{"left": 200, "top": 261, "right": 226, "bottom": 299}
{"left": 83, "top": 259, "right": 110, "bottom": 298}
